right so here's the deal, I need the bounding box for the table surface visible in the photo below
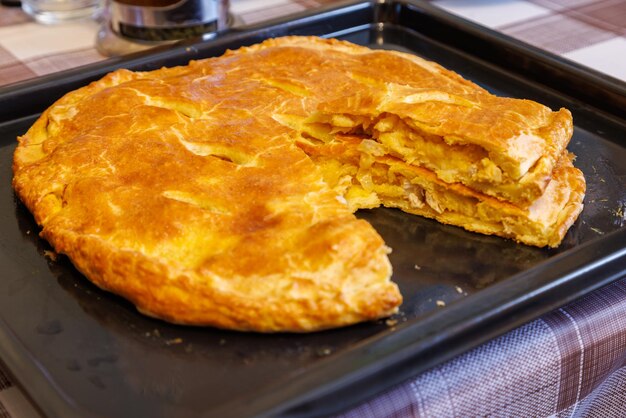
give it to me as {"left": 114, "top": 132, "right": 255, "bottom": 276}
{"left": 1, "top": 1, "right": 625, "bottom": 417}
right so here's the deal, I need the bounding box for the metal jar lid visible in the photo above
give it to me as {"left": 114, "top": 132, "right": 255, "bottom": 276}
{"left": 110, "top": 0, "right": 229, "bottom": 42}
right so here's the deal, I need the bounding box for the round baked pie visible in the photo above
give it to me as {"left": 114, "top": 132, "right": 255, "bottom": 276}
{"left": 12, "top": 36, "right": 585, "bottom": 332}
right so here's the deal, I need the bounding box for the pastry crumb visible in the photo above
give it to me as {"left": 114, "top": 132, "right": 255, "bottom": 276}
{"left": 317, "top": 347, "right": 332, "bottom": 356}
{"left": 165, "top": 338, "right": 183, "bottom": 345}
{"left": 455, "top": 286, "right": 463, "bottom": 294}
{"left": 43, "top": 250, "right": 57, "bottom": 262}
{"left": 414, "top": 264, "right": 421, "bottom": 270}
{"left": 436, "top": 300, "right": 446, "bottom": 307}
{"left": 385, "top": 318, "right": 398, "bottom": 327}
{"left": 613, "top": 205, "right": 625, "bottom": 227}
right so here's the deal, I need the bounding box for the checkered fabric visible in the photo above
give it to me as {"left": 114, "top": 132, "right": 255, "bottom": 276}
{"left": 0, "top": 1, "right": 625, "bottom": 417}
{"left": 433, "top": 0, "right": 626, "bottom": 81}
{"left": 336, "top": 278, "right": 626, "bottom": 418}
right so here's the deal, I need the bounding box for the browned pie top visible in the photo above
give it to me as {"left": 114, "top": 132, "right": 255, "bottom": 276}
{"left": 12, "top": 36, "right": 585, "bottom": 332}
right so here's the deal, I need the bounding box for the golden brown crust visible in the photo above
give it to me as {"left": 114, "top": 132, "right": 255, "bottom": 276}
{"left": 13, "top": 35, "right": 585, "bottom": 331}
{"left": 12, "top": 60, "right": 402, "bottom": 332}
{"left": 253, "top": 37, "right": 574, "bottom": 205}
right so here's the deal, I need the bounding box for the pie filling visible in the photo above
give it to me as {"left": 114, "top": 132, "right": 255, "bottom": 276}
{"left": 293, "top": 127, "right": 583, "bottom": 248}
{"left": 299, "top": 112, "right": 553, "bottom": 206}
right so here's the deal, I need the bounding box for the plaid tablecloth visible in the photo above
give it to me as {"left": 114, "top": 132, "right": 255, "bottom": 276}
{"left": 0, "top": 1, "right": 625, "bottom": 417}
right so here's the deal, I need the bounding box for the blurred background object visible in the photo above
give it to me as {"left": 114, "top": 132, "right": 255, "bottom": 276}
{"left": 96, "top": 0, "right": 230, "bottom": 56}
{"left": 21, "top": 0, "right": 102, "bottom": 24}
{"left": 1, "top": 0, "right": 22, "bottom": 7}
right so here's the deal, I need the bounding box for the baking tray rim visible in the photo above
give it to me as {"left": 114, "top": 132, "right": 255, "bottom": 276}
{"left": 0, "top": 1, "right": 625, "bottom": 417}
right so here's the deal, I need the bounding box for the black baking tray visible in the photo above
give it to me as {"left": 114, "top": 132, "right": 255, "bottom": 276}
{"left": 1, "top": 1, "right": 625, "bottom": 417}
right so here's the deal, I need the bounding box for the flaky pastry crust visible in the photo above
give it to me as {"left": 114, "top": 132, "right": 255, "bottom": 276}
{"left": 13, "top": 36, "right": 585, "bottom": 332}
